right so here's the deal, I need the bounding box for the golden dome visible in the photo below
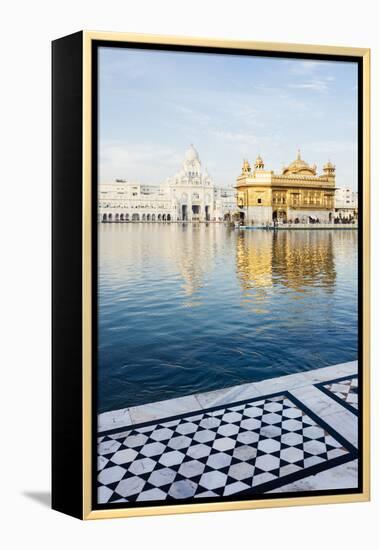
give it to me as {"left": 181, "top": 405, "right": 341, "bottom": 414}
{"left": 282, "top": 150, "right": 316, "bottom": 176}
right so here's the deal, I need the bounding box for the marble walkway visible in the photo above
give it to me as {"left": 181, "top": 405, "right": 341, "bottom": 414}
{"left": 97, "top": 361, "right": 359, "bottom": 504}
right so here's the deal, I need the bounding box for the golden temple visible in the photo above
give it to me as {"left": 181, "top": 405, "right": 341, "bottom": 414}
{"left": 236, "top": 151, "right": 336, "bottom": 225}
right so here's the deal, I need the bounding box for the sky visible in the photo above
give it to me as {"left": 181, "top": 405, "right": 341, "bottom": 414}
{"left": 99, "top": 47, "right": 358, "bottom": 190}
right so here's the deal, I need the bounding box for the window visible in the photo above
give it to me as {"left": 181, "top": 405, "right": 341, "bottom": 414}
{"left": 257, "top": 198, "right": 262, "bottom": 204}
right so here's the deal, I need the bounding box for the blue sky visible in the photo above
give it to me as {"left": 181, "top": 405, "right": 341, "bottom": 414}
{"left": 99, "top": 47, "right": 358, "bottom": 190}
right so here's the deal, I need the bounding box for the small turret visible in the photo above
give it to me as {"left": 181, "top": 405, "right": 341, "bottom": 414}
{"left": 254, "top": 154, "right": 264, "bottom": 170}
{"left": 241, "top": 159, "right": 251, "bottom": 174}
{"left": 323, "top": 160, "right": 336, "bottom": 176}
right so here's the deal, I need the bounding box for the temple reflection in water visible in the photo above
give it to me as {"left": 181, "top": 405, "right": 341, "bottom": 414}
{"left": 236, "top": 229, "right": 337, "bottom": 299}
{"left": 100, "top": 223, "right": 342, "bottom": 308}
{"left": 98, "top": 223, "right": 358, "bottom": 412}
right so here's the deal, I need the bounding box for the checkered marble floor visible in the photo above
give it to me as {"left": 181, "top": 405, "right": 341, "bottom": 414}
{"left": 316, "top": 375, "right": 358, "bottom": 415}
{"left": 97, "top": 391, "right": 357, "bottom": 504}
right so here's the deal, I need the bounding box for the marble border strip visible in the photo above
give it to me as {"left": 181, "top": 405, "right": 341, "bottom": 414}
{"left": 98, "top": 361, "right": 358, "bottom": 433}
{"left": 267, "top": 459, "right": 359, "bottom": 494}
{"left": 315, "top": 375, "right": 359, "bottom": 416}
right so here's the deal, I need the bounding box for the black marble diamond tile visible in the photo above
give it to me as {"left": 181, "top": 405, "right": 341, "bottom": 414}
{"left": 97, "top": 391, "right": 357, "bottom": 504}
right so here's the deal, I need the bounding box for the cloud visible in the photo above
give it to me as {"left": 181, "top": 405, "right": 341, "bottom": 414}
{"left": 288, "top": 79, "right": 330, "bottom": 93}
{"left": 285, "top": 60, "right": 336, "bottom": 93}
{"left": 100, "top": 142, "right": 183, "bottom": 184}
{"left": 307, "top": 140, "right": 357, "bottom": 154}
{"left": 288, "top": 60, "right": 331, "bottom": 75}
{"left": 98, "top": 50, "right": 358, "bottom": 190}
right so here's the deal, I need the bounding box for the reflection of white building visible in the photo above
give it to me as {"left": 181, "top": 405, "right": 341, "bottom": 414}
{"left": 98, "top": 145, "right": 236, "bottom": 222}
{"left": 334, "top": 186, "right": 358, "bottom": 221}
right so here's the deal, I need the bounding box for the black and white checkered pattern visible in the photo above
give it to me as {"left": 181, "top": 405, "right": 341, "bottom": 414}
{"left": 97, "top": 392, "right": 357, "bottom": 504}
{"left": 317, "top": 375, "right": 358, "bottom": 415}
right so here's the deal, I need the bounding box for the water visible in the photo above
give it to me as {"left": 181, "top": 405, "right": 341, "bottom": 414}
{"left": 98, "top": 224, "right": 358, "bottom": 413}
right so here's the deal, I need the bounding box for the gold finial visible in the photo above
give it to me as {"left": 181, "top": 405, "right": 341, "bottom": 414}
{"left": 297, "top": 149, "right": 301, "bottom": 160}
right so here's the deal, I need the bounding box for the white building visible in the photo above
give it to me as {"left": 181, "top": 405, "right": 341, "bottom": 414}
{"left": 214, "top": 187, "right": 236, "bottom": 221}
{"left": 334, "top": 186, "right": 358, "bottom": 221}
{"left": 98, "top": 180, "right": 176, "bottom": 222}
{"left": 98, "top": 145, "right": 236, "bottom": 222}
{"left": 165, "top": 144, "right": 214, "bottom": 221}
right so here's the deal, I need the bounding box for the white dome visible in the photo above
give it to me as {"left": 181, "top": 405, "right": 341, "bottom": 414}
{"left": 184, "top": 144, "right": 200, "bottom": 163}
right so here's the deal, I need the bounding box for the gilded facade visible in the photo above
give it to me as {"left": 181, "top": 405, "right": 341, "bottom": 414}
{"left": 235, "top": 152, "right": 336, "bottom": 225}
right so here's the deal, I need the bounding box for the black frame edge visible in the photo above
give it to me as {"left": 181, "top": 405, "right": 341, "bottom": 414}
{"left": 52, "top": 30, "right": 84, "bottom": 520}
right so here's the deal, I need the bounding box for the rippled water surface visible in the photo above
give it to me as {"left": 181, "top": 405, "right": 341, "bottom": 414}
{"left": 98, "top": 224, "right": 358, "bottom": 413}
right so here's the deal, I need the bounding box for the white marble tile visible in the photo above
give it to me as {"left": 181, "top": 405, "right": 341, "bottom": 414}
{"left": 193, "top": 429, "right": 217, "bottom": 443}
{"left": 150, "top": 427, "right": 174, "bottom": 441}
{"left": 167, "top": 435, "right": 192, "bottom": 450}
{"left": 199, "top": 416, "right": 221, "bottom": 430}
{"left": 158, "top": 450, "right": 185, "bottom": 467}
{"left": 128, "top": 394, "right": 201, "bottom": 424}
{"left": 280, "top": 432, "right": 303, "bottom": 446}
{"left": 186, "top": 443, "right": 213, "bottom": 459}
{"left": 257, "top": 438, "right": 280, "bottom": 454}
{"left": 123, "top": 433, "right": 148, "bottom": 448}
{"left": 110, "top": 448, "right": 138, "bottom": 465}
{"left": 233, "top": 445, "right": 259, "bottom": 461}
{"left": 304, "top": 456, "right": 324, "bottom": 468}
{"left": 268, "top": 459, "right": 359, "bottom": 493}
{"left": 303, "top": 440, "right": 327, "bottom": 456}
{"left": 279, "top": 464, "right": 302, "bottom": 477}
{"left": 251, "top": 472, "right": 276, "bottom": 486}
{"left": 97, "top": 455, "right": 108, "bottom": 471}
{"left": 200, "top": 471, "right": 228, "bottom": 490}
{"left": 223, "top": 411, "right": 243, "bottom": 423}
{"left": 116, "top": 476, "right": 146, "bottom": 498}
{"left": 147, "top": 467, "right": 176, "bottom": 487}
{"left": 280, "top": 447, "right": 304, "bottom": 464}
{"left": 301, "top": 361, "right": 358, "bottom": 384}
{"left": 178, "top": 459, "right": 206, "bottom": 478}
{"left": 217, "top": 423, "right": 239, "bottom": 437}
{"left": 139, "top": 441, "right": 166, "bottom": 457}
{"left": 128, "top": 457, "right": 156, "bottom": 475}
{"left": 237, "top": 430, "right": 260, "bottom": 445}
{"left": 98, "top": 439, "right": 122, "bottom": 456}
{"left": 194, "top": 382, "right": 260, "bottom": 409}
{"left": 98, "top": 408, "right": 132, "bottom": 433}
{"left": 223, "top": 481, "right": 250, "bottom": 496}
{"left": 168, "top": 479, "right": 197, "bottom": 498}
{"left": 321, "top": 410, "right": 358, "bottom": 447}
{"left": 175, "top": 421, "right": 199, "bottom": 434}
{"left": 255, "top": 454, "right": 280, "bottom": 472}
{"left": 136, "top": 488, "right": 167, "bottom": 501}
{"left": 97, "top": 485, "right": 113, "bottom": 503}
{"left": 253, "top": 372, "right": 309, "bottom": 395}
{"left": 289, "top": 385, "right": 345, "bottom": 418}
{"left": 98, "top": 465, "right": 126, "bottom": 485}
{"left": 206, "top": 452, "right": 233, "bottom": 470}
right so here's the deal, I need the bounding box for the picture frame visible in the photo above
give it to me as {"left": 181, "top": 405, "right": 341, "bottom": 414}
{"left": 52, "top": 30, "right": 370, "bottom": 520}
